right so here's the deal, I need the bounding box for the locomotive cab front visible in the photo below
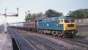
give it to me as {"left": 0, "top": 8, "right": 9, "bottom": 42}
{"left": 63, "top": 18, "right": 78, "bottom": 37}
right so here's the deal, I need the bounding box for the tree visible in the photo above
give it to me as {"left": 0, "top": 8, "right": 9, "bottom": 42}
{"left": 31, "top": 12, "right": 44, "bottom": 20}
{"left": 25, "top": 12, "right": 44, "bottom": 21}
{"left": 45, "top": 9, "right": 63, "bottom": 17}
{"left": 68, "top": 9, "right": 88, "bottom": 19}
{"left": 25, "top": 13, "right": 31, "bottom": 21}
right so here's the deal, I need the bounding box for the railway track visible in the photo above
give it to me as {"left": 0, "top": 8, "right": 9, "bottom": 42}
{"left": 9, "top": 26, "right": 88, "bottom": 50}
{"left": 8, "top": 28, "right": 72, "bottom": 50}
{"left": 60, "top": 38, "right": 88, "bottom": 50}
{"left": 15, "top": 29, "right": 86, "bottom": 50}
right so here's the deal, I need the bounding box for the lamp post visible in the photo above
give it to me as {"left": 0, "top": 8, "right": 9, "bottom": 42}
{"left": 3, "top": 8, "right": 19, "bottom": 33}
{"left": 4, "top": 8, "right": 7, "bottom": 33}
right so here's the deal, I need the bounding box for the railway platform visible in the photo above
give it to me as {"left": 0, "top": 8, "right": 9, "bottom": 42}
{"left": 0, "top": 32, "right": 12, "bottom": 50}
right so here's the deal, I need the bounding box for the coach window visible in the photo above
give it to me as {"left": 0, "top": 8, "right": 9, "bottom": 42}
{"left": 60, "top": 19, "right": 63, "bottom": 24}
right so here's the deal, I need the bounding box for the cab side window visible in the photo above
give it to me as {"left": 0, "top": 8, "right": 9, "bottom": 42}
{"left": 59, "top": 19, "right": 63, "bottom": 24}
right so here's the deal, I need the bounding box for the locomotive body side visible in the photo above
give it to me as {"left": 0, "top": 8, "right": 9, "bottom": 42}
{"left": 36, "top": 17, "right": 64, "bottom": 35}
{"left": 37, "top": 17, "right": 63, "bottom": 31}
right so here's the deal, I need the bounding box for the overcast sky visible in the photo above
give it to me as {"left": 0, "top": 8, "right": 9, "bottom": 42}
{"left": 0, "top": 0, "right": 88, "bottom": 24}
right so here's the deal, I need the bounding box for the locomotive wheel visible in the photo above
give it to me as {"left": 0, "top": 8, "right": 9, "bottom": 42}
{"left": 58, "top": 32, "right": 64, "bottom": 38}
{"left": 51, "top": 31, "right": 65, "bottom": 38}
{"left": 51, "top": 31, "right": 59, "bottom": 38}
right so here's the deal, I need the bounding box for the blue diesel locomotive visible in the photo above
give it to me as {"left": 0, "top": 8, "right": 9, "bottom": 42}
{"left": 36, "top": 16, "right": 77, "bottom": 37}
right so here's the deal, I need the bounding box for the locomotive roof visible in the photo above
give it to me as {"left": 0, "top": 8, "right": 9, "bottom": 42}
{"left": 51, "top": 16, "right": 72, "bottom": 19}
{"left": 38, "top": 16, "right": 73, "bottom": 21}
{"left": 42, "top": 16, "right": 73, "bottom": 20}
